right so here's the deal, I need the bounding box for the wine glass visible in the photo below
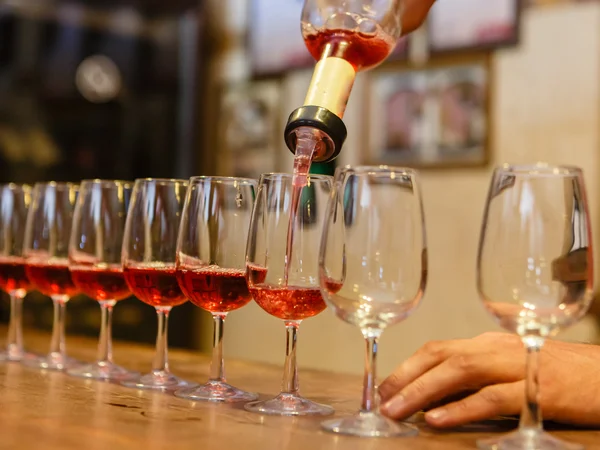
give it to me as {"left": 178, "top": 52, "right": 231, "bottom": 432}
{"left": 476, "top": 164, "right": 593, "bottom": 450}
{"left": 245, "top": 173, "right": 334, "bottom": 416}
{"left": 121, "top": 178, "right": 196, "bottom": 391}
{"left": 67, "top": 180, "right": 138, "bottom": 381}
{"left": 319, "top": 165, "right": 427, "bottom": 437}
{"left": 23, "top": 182, "right": 80, "bottom": 371}
{"left": 175, "top": 176, "right": 258, "bottom": 402}
{"left": 0, "top": 184, "right": 33, "bottom": 362}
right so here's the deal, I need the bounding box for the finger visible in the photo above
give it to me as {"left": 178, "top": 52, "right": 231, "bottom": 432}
{"left": 424, "top": 390, "right": 478, "bottom": 411}
{"left": 401, "top": 0, "right": 436, "bottom": 35}
{"left": 379, "top": 339, "right": 470, "bottom": 402}
{"left": 379, "top": 333, "right": 523, "bottom": 403}
{"left": 380, "top": 351, "right": 522, "bottom": 420}
{"left": 424, "top": 381, "right": 523, "bottom": 429}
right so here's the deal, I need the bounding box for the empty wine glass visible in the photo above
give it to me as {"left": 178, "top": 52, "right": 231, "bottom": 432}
{"left": 23, "top": 182, "right": 80, "bottom": 371}
{"left": 121, "top": 178, "right": 195, "bottom": 391}
{"left": 68, "top": 180, "right": 138, "bottom": 381}
{"left": 175, "top": 176, "right": 258, "bottom": 402}
{"left": 476, "top": 164, "right": 593, "bottom": 450}
{"left": 319, "top": 165, "right": 427, "bottom": 437}
{"left": 0, "top": 184, "right": 33, "bottom": 362}
{"left": 245, "top": 173, "right": 334, "bottom": 416}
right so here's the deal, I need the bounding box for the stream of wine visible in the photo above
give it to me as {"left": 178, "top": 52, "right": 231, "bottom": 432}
{"left": 284, "top": 137, "right": 316, "bottom": 286}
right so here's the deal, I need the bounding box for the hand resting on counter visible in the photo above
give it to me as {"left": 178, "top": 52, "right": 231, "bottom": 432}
{"left": 378, "top": 332, "right": 600, "bottom": 428}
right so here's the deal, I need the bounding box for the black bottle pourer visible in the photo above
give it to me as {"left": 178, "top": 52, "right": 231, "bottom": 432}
{"left": 284, "top": 106, "right": 347, "bottom": 163}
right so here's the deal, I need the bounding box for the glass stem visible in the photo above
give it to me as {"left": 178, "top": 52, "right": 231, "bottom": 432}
{"left": 361, "top": 329, "right": 383, "bottom": 413}
{"left": 209, "top": 313, "right": 227, "bottom": 382}
{"left": 152, "top": 307, "right": 172, "bottom": 374}
{"left": 281, "top": 320, "right": 300, "bottom": 395}
{"left": 49, "top": 296, "right": 69, "bottom": 357}
{"left": 519, "top": 336, "right": 544, "bottom": 431}
{"left": 97, "top": 300, "right": 116, "bottom": 363}
{"left": 6, "top": 292, "right": 25, "bottom": 357}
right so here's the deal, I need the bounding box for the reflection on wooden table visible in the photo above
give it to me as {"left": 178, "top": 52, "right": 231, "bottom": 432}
{"left": 0, "top": 328, "right": 598, "bottom": 450}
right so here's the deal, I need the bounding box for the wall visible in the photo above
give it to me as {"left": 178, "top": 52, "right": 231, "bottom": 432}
{"left": 208, "top": 2, "right": 600, "bottom": 376}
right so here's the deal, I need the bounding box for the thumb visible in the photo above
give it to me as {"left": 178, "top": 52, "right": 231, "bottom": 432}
{"left": 401, "top": 0, "right": 436, "bottom": 36}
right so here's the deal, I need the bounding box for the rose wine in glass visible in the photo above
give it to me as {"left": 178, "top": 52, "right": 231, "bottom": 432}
{"left": 476, "top": 164, "right": 593, "bottom": 450}
{"left": 177, "top": 268, "right": 250, "bottom": 312}
{"left": 23, "top": 182, "right": 80, "bottom": 371}
{"left": 175, "top": 176, "right": 258, "bottom": 403}
{"left": 245, "top": 173, "right": 334, "bottom": 416}
{"left": 0, "top": 259, "right": 31, "bottom": 293}
{"left": 70, "top": 267, "right": 131, "bottom": 301}
{"left": 124, "top": 265, "right": 187, "bottom": 308}
{"left": 121, "top": 178, "right": 195, "bottom": 391}
{"left": 319, "top": 166, "right": 427, "bottom": 437}
{"left": 248, "top": 284, "right": 328, "bottom": 321}
{"left": 67, "top": 180, "right": 138, "bottom": 381}
{"left": 0, "top": 184, "right": 33, "bottom": 362}
{"left": 25, "top": 262, "right": 78, "bottom": 297}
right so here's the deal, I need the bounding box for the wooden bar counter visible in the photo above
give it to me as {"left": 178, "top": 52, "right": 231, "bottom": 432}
{"left": 1, "top": 329, "right": 598, "bottom": 450}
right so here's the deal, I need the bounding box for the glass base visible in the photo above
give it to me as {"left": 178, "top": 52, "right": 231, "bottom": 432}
{"left": 66, "top": 361, "right": 139, "bottom": 382}
{"left": 0, "top": 347, "right": 36, "bottom": 363}
{"left": 21, "top": 352, "right": 79, "bottom": 371}
{"left": 175, "top": 380, "right": 258, "bottom": 403}
{"left": 121, "top": 370, "right": 197, "bottom": 392}
{"left": 244, "top": 392, "right": 334, "bottom": 416}
{"left": 477, "top": 429, "right": 583, "bottom": 450}
{"left": 322, "top": 411, "right": 418, "bottom": 438}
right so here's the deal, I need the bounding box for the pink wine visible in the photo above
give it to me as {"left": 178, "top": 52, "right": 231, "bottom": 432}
{"left": 250, "top": 285, "right": 327, "bottom": 321}
{"left": 304, "top": 28, "right": 395, "bottom": 71}
{"left": 177, "top": 266, "right": 251, "bottom": 313}
{"left": 0, "top": 257, "right": 31, "bottom": 293}
{"left": 322, "top": 277, "right": 344, "bottom": 295}
{"left": 124, "top": 265, "right": 187, "bottom": 307}
{"left": 71, "top": 266, "right": 131, "bottom": 302}
{"left": 26, "top": 261, "right": 78, "bottom": 298}
{"left": 285, "top": 138, "right": 315, "bottom": 285}
{"left": 246, "top": 264, "right": 268, "bottom": 285}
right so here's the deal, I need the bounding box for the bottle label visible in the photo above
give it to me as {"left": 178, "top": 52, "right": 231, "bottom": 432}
{"left": 303, "top": 57, "right": 356, "bottom": 118}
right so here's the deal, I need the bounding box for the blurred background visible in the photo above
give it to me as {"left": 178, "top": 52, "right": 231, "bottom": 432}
{"left": 0, "top": 0, "right": 599, "bottom": 376}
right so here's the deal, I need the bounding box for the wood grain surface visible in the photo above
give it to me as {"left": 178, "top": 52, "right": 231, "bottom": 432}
{"left": 0, "top": 328, "right": 597, "bottom": 450}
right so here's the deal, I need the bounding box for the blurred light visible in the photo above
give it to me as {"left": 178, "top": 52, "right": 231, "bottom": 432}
{"left": 75, "top": 55, "right": 122, "bottom": 103}
{"left": 108, "top": 7, "right": 143, "bottom": 35}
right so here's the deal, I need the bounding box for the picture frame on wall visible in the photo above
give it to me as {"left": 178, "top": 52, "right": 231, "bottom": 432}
{"left": 217, "top": 79, "right": 281, "bottom": 178}
{"left": 523, "top": 0, "right": 597, "bottom": 7}
{"left": 248, "top": 0, "right": 314, "bottom": 76}
{"left": 365, "top": 55, "right": 491, "bottom": 169}
{"left": 427, "top": 0, "right": 521, "bottom": 54}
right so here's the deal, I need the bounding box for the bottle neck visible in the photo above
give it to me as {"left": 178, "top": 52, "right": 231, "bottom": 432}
{"left": 303, "top": 57, "right": 356, "bottom": 119}
{"left": 284, "top": 108, "right": 347, "bottom": 163}
{"left": 284, "top": 52, "right": 355, "bottom": 163}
